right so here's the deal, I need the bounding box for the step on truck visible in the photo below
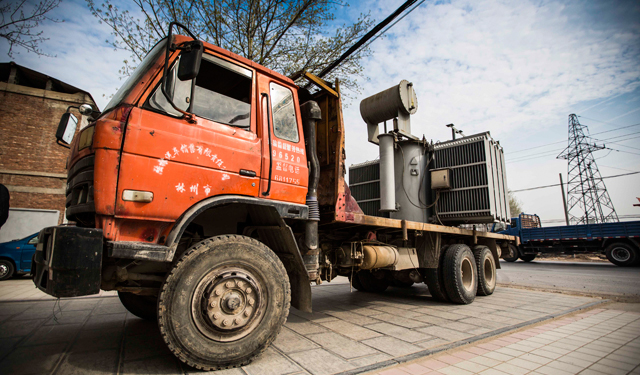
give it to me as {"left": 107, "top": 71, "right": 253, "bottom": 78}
{"left": 501, "top": 213, "right": 640, "bottom": 266}
{"left": 33, "top": 24, "right": 518, "bottom": 370}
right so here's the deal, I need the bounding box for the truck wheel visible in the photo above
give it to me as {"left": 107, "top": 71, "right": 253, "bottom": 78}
{"left": 605, "top": 243, "right": 637, "bottom": 267}
{"left": 503, "top": 244, "right": 519, "bottom": 262}
{"left": 423, "top": 245, "right": 450, "bottom": 302}
{"left": 520, "top": 254, "right": 536, "bottom": 262}
{"left": 356, "top": 270, "right": 389, "bottom": 293}
{"left": 0, "top": 259, "right": 14, "bottom": 281}
{"left": 118, "top": 292, "right": 157, "bottom": 321}
{"left": 443, "top": 244, "right": 477, "bottom": 304}
{"left": 158, "top": 235, "right": 290, "bottom": 370}
{"left": 473, "top": 246, "right": 496, "bottom": 296}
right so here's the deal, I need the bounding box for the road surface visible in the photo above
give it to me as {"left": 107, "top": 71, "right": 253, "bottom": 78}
{"left": 497, "top": 260, "right": 640, "bottom": 300}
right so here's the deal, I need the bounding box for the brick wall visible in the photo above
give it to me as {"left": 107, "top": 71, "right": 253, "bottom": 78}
{"left": 0, "top": 87, "right": 93, "bottom": 224}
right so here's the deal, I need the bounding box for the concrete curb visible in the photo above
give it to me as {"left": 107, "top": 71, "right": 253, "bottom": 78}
{"left": 336, "top": 299, "right": 608, "bottom": 375}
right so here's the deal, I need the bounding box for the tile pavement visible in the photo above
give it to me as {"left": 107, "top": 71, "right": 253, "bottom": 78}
{"left": 369, "top": 308, "right": 640, "bottom": 375}
{"left": 0, "top": 277, "right": 601, "bottom": 375}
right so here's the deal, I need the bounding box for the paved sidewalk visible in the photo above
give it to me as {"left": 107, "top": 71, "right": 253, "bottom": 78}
{"left": 0, "top": 278, "right": 602, "bottom": 375}
{"left": 369, "top": 307, "right": 640, "bottom": 375}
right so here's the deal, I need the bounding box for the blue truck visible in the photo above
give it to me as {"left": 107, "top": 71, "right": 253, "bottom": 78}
{"left": 500, "top": 213, "right": 640, "bottom": 267}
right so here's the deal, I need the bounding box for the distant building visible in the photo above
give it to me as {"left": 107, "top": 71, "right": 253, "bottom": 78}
{"left": 0, "top": 62, "right": 97, "bottom": 242}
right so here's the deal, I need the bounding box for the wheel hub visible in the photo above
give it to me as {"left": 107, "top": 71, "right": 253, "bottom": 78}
{"left": 0, "top": 264, "right": 7, "bottom": 278}
{"left": 611, "top": 247, "right": 631, "bottom": 262}
{"left": 192, "top": 267, "right": 264, "bottom": 342}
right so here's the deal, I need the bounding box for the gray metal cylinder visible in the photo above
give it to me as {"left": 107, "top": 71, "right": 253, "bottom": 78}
{"left": 378, "top": 133, "right": 396, "bottom": 212}
{"left": 360, "top": 80, "right": 418, "bottom": 125}
{"left": 390, "top": 140, "right": 430, "bottom": 223}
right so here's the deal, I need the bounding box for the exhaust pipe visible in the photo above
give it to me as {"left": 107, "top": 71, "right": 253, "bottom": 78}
{"left": 300, "top": 101, "right": 322, "bottom": 279}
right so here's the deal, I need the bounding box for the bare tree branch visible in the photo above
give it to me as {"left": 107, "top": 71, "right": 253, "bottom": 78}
{"left": 0, "top": 0, "right": 62, "bottom": 57}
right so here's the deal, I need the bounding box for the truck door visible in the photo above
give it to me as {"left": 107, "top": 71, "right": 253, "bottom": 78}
{"left": 116, "top": 52, "right": 262, "bottom": 223}
{"left": 258, "top": 75, "right": 308, "bottom": 204}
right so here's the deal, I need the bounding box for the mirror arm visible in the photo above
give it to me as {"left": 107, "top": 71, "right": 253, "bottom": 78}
{"left": 161, "top": 21, "right": 198, "bottom": 123}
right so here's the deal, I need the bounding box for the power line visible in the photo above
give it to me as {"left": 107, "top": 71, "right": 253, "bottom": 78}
{"left": 510, "top": 171, "right": 640, "bottom": 193}
{"left": 508, "top": 122, "right": 640, "bottom": 155}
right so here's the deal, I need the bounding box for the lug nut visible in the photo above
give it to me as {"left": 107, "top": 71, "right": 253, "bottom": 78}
{"left": 238, "top": 281, "right": 244, "bottom": 287}
{"left": 210, "top": 301, "right": 217, "bottom": 308}
{"left": 234, "top": 318, "right": 240, "bottom": 325}
{"left": 246, "top": 288, "right": 252, "bottom": 294}
{"left": 225, "top": 281, "right": 234, "bottom": 288}
{"left": 214, "top": 289, "right": 221, "bottom": 296}
{"left": 244, "top": 310, "right": 250, "bottom": 317}
{"left": 222, "top": 319, "right": 229, "bottom": 327}
{"left": 248, "top": 298, "right": 254, "bottom": 306}
{"left": 213, "top": 313, "right": 220, "bottom": 320}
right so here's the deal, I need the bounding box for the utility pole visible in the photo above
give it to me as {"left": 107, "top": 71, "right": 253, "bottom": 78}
{"left": 557, "top": 114, "right": 619, "bottom": 225}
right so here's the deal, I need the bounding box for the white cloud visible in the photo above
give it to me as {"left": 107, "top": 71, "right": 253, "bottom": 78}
{"left": 341, "top": 0, "right": 640, "bottom": 222}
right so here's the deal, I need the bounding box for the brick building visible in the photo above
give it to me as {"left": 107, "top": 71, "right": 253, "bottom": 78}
{"left": 0, "top": 62, "right": 96, "bottom": 240}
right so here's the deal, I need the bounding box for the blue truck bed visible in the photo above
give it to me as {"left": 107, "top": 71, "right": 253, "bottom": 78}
{"left": 519, "top": 221, "right": 640, "bottom": 243}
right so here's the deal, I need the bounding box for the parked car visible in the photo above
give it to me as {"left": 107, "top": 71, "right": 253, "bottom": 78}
{"left": 0, "top": 233, "right": 38, "bottom": 280}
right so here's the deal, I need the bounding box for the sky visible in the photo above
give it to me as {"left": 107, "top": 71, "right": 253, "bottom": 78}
{"left": 2, "top": 0, "right": 639, "bottom": 225}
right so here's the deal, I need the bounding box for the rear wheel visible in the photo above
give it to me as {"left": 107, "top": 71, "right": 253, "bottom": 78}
{"left": 520, "top": 254, "right": 536, "bottom": 262}
{"left": 0, "top": 260, "right": 14, "bottom": 281}
{"left": 605, "top": 243, "right": 638, "bottom": 267}
{"left": 503, "top": 244, "right": 519, "bottom": 262}
{"left": 349, "top": 271, "right": 365, "bottom": 291}
{"left": 356, "top": 270, "right": 389, "bottom": 293}
{"left": 442, "top": 244, "right": 477, "bottom": 304}
{"left": 158, "top": 235, "right": 290, "bottom": 370}
{"left": 423, "top": 245, "right": 450, "bottom": 302}
{"left": 118, "top": 292, "right": 157, "bottom": 321}
{"left": 473, "top": 246, "right": 496, "bottom": 296}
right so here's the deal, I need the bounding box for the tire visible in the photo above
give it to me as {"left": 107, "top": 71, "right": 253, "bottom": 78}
{"left": 605, "top": 242, "right": 638, "bottom": 267}
{"left": 520, "top": 254, "right": 536, "bottom": 262}
{"left": 158, "top": 235, "right": 290, "bottom": 370}
{"left": 391, "top": 279, "right": 414, "bottom": 288}
{"left": 442, "top": 244, "right": 477, "bottom": 304}
{"left": 503, "top": 244, "right": 519, "bottom": 262}
{"left": 0, "top": 259, "right": 15, "bottom": 281}
{"left": 473, "top": 246, "right": 496, "bottom": 296}
{"left": 118, "top": 292, "right": 158, "bottom": 321}
{"left": 423, "top": 268, "right": 449, "bottom": 302}
{"left": 356, "top": 270, "right": 389, "bottom": 293}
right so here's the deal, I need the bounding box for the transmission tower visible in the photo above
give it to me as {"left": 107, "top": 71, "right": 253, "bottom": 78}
{"left": 557, "top": 114, "right": 619, "bottom": 225}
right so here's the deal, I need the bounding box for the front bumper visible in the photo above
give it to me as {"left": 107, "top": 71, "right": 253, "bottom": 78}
{"left": 33, "top": 226, "right": 103, "bottom": 297}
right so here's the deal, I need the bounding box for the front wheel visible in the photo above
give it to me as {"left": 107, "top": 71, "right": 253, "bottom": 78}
{"left": 0, "top": 259, "right": 15, "bottom": 281}
{"left": 503, "top": 244, "right": 519, "bottom": 262}
{"left": 118, "top": 292, "right": 157, "bottom": 321}
{"left": 605, "top": 243, "right": 638, "bottom": 267}
{"left": 158, "top": 235, "right": 290, "bottom": 370}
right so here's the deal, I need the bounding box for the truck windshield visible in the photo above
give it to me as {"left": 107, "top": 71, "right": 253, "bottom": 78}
{"left": 102, "top": 39, "right": 168, "bottom": 114}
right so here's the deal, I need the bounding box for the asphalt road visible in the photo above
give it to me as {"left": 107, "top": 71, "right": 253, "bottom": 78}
{"left": 497, "top": 260, "right": 640, "bottom": 300}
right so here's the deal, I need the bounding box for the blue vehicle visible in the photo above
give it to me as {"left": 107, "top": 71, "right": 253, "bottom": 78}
{"left": 0, "top": 233, "right": 39, "bottom": 280}
{"left": 500, "top": 213, "right": 640, "bottom": 267}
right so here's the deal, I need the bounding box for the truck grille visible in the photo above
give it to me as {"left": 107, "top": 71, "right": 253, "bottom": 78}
{"left": 66, "top": 155, "right": 95, "bottom": 226}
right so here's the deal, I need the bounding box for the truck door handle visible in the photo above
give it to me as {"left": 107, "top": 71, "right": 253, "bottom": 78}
{"left": 261, "top": 93, "right": 272, "bottom": 196}
{"left": 240, "top": 169, "right": 256, "bottom": 177}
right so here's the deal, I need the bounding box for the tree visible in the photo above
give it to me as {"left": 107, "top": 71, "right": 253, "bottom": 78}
{"left": 0, "top": 0, "right": 62, "bottom": 57}
{"left": 508, "top": 189, "right": 523, "bottom": 216}
{"left": 87, "top": 0, "right": 373, "bottom": 91}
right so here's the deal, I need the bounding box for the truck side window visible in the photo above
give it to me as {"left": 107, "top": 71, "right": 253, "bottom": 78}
{"left": 148, "top": 58, "right": 192, "bottom": 116}
{"left": 269, "top": 83, "right": 299, "bottom": 142}
{"left": 191, "top": 56, "right": 252, "bottom": 128}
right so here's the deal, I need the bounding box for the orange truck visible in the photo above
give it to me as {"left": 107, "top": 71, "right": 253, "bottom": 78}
{"left": 33, "top": 24, "right": 517, "bottom": 370}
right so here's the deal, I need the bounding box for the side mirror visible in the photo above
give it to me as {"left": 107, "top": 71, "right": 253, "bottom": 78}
{"left": 177, "top": 40, "right": 203, "bottom": 81}
{"left": 56, "top": 113, "right": 78, "bottom": 145}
